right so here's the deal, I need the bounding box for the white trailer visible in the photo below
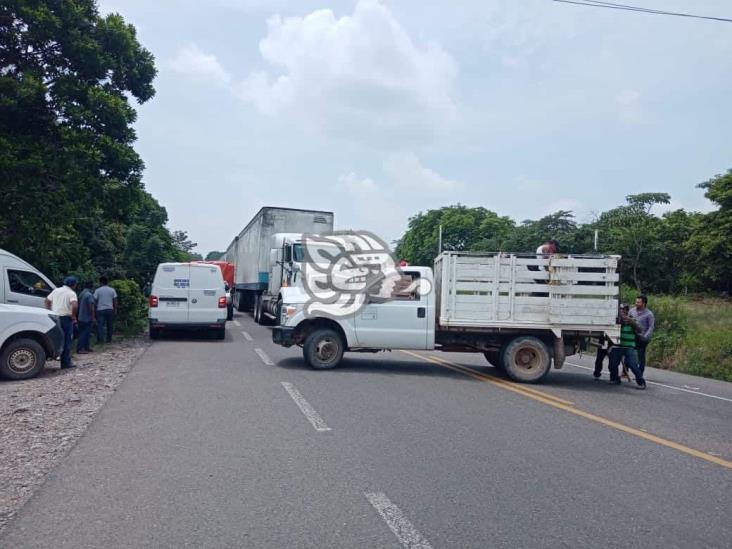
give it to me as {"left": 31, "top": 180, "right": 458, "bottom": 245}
{"left": 225, "top": 207, "right": 334, "bottom": 323}
{"left": 273, "top": 251, "right": 621, "bottom": 383}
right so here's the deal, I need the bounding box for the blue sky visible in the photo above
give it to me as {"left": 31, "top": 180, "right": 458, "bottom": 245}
{"left": 99, "top": 0, "right": 732, "bottom": 254}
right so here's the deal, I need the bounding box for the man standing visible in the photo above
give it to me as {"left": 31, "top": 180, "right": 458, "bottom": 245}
{"left": 630, "top": 294, "right": 654, "bottom": 374}
{"left": 45, "top": 276, "right": 79, "bottom": 369}
{"left": 607, "top": 304, "right": 646, "bottom": 390}
{"left": 94, "top": 276, "right": 118, "bottom": 344}
{"left": 76, "top": 281, "right": 96, "bottom": 353}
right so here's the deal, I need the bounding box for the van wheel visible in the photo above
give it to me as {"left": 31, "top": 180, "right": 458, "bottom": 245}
{"left": 502, "top": 336, "right": 551, "bottom": 383}
{"left": 0, "top": 338, "right": 46, "bottom": 380}
{"left": 214, "top": 328, "right": 226, "bottom": 340}
{"left": 150, "top": 328, "right": 161, "bottom": 340}
{"left": 303, "top": 329, "right": 344, "bottom": 370}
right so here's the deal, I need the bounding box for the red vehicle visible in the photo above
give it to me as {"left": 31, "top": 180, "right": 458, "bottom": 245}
{"left": 192, "top": 261, "right": 236, "bottom": 320}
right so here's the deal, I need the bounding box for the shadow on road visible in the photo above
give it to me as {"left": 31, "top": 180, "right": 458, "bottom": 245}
{"left": 274, "top": 355, "right": 473, "bottom": 380}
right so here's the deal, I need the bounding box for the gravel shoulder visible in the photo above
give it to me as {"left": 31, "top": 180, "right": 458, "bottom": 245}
{"left": 0, "top": 338, "right": 149, "bottom": 533}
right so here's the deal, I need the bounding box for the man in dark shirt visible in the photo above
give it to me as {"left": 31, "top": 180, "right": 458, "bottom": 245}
{"left": 630, "top": 294, "right": 655, "bottom": 374}
{"left": 76, "top": 281, "right": 96, "bottom": 353}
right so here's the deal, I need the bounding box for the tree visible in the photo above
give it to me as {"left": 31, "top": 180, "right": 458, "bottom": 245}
{"left": 0, "top": 0, "right": 160, "bottom": 282}
{"left": 396, "top": 205, "right": 513, "bottom": 266}
{"left": 172, "top": 230, "right": 198, "bottom": 254}
{"left": 596, "top": 193, "right": 670, "bottom": 291}
{"left": 685, "top": 170, "right": 732, "bottom": 293}
{"left": 205, "top": 251, "right": 225, "bottom": 260}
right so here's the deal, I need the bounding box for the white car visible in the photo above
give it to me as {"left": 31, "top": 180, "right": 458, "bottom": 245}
{"left": 0, "top": 249, "right": 56, "bottom": 308}
{"left": 0, "top": 304, "right": 64, "bottom": 380}
{"left": 148, "top": 262, "right": 228, "bottom": 340}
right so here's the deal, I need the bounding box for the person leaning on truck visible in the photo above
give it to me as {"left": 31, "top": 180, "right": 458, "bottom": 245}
{"left": 76, "top": 281, "right": 96, "bottom": 354}
{"left": 630, "top": 294, "right": 654, "bottom": 374}
{"left": 45, "top": 276, "right": 79, "bottom": 369}
{"left": 607, "top": 304, "right": 646, "bottom": 390}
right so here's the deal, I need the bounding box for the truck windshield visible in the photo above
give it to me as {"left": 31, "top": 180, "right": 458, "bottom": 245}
{"left": 292, "top": 243, "right": 305, "bottom": 262}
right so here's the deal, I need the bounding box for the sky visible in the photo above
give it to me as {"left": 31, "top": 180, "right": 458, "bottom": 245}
{"left": 98, "top": 0, "right": 732, "bottom": 255}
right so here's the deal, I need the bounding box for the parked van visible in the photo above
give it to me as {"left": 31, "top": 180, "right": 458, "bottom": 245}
{"left": 148, "top": 262, "right": 227, "bottom": 340}
{"left": 0, "top": 249, "right": 56, "bottom": 309}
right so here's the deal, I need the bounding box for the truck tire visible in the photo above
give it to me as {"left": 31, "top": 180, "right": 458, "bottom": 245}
{"left": 303, "top": 329, "right": 344, "bottom": 370}
{"left": 484, "top": 349, "right": 504, "bottom": 370}
{"left": 502, "top": 336, "right": 551, "bottom": 383}
{"left": 0, "top": 338, "right": 46, "bottom": 380}
{"left": 235, "top": 291, "right": 247, "bottom": 313}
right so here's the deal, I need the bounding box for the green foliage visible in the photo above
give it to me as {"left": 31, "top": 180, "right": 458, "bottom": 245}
{"left": 0, "top": 0, "right": 183, "bottom": 285}
{"left": 205, "top": 251, "right": 225, "bottom": 261}
{"left": 109, "top": 279, "right": 147, "bottom": 335}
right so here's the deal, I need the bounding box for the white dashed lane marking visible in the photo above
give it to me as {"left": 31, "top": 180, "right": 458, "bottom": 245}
{"left": 280, "top": 382, "right": 331, "bottom": 432}
{"left": 365, "top": 492, "right": 432, "bottom": 549}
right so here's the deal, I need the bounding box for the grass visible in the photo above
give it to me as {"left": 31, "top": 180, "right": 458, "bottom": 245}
{"left": 669, "top": 298, "right": 732, "bottom": 382}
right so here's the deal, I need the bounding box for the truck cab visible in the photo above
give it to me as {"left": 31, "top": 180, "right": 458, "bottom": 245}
{"left": 273, "top": 267, "right": 435, "bottom": 368}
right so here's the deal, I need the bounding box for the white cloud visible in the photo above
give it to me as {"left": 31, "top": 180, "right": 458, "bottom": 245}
{"left": 382, "top": 152, "right": 461, "bottom": 193}
{"left": 170, "top": 43, "right": 231, "bottom": 86}
{"left": 237, "top": 0, "right": 458, "bottom": 144}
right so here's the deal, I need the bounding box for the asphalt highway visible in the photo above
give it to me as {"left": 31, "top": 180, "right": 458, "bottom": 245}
{"left": 2, "top": 313, "right": 731, "bottom": 548}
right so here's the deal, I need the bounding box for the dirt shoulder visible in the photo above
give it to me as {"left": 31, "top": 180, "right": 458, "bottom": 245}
{"left": 0, "top": 337, "right": 149, "bottom": 533}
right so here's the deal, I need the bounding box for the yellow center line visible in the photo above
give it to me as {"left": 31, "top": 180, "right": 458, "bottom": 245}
{"left": 424, "top": 352, "right": 574, "bottom": 406}
{"left": 400, "top": 350, "right": 732, "bottom": 470}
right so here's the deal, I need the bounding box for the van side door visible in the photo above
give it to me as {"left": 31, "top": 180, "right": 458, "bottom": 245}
{"left": 354, "top": 271, "right": 429, "bottom": 350}
{"left": 188, "top": 264, "right": 225, "bottom": 324}
{"left": 3, "top": 268, "right": 54, "bottom": 309}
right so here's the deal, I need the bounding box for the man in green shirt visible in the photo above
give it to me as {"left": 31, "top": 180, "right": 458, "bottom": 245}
{"left": 607, "top": 304, "right": 646, "bottom": 390}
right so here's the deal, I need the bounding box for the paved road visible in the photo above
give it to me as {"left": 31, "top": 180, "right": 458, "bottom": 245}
{"left": 3, "top": 313, "right": 731, "bottom": 548}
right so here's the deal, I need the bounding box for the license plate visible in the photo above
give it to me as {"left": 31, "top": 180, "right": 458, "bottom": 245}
{"left": 166, "top": 301, "right": 180, "bottom": 307}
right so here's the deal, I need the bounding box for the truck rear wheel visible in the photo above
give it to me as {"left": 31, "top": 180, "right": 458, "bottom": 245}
{"left": 0, "top": 338, "right": 46, "bottom": 380}
{"left": 502, "top": 336, "right": 551, "bottom": 383}
{"left": 253, "top": 294, "right": 262, "bottom": 324}
{"left": 303, "top": 329, "right": 344, "bottom": 370}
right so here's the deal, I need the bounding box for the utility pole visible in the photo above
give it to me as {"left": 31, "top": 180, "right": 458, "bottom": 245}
{"left": 438, "top": 225, "right": 443, "bottom": 254}
{"left": 594, "top": 229, "right": 599, "bottom": 252}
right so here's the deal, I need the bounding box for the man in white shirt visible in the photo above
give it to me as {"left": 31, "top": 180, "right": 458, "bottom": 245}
{"left": 45, "top": 276, "right": 79, "bottom": 369}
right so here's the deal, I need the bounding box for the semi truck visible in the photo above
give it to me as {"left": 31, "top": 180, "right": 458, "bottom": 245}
{"left": 224, "top": 207, "right": 334, "bottom": 324}
{"left": 272, "top": 251, "right": 621, "bottom": 383}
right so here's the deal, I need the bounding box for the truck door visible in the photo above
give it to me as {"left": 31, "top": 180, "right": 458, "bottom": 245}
{"left": 3, "top": 268, "right": 54, "bottom": 309}
{"left": 154, "top": 264, "right": 190, "bottom": 323}
{"left": 188, "top": 264, "right": 224, "bottom": 324}
{"left": 354, "top": 271, "right": 429, "bottom": 349}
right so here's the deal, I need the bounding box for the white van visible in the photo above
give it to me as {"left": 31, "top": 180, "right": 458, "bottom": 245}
{"left": 0, "top": 249, "right": 56, "bottom": 309}
{"left": 148, "top": 263, "right": 227, "bottom": 340}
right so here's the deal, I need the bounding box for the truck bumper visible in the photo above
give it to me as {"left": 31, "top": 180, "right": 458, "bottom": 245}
{"left": 272, "top": 326, "right": 296, "bottom": 347}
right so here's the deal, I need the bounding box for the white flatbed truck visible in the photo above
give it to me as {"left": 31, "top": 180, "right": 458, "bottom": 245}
{"left": 272, "top": 251, "right": 621, "bottom": 382}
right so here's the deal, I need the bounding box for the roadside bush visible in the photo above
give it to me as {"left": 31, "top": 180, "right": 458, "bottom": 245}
{"left": 109, "top": 279, "right": 147, "bottom": 336}
{"left": 645, "top": 295, "right": 688, "bottom": 369}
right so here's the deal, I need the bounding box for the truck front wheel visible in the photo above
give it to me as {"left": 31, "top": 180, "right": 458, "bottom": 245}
{"left": 303, "top": 329, "right": 344, "bottom": 370}
{"left": 502, "top": 336, "right": 551, "bottom": 383}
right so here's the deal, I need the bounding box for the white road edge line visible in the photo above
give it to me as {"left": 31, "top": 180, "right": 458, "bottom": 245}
{"left": 233, "top": 320, "right": 241, "bottom": 327}
{"left": 241, "top": 331, "right": 253, "bottom": 342}
{"left": 566, "top": 362, "right": 732, "bottom": 403}
{"left": 280, "top": 382, "right": 331, "bottom": 432}
{"left": 365, "top": 492, "right": 432, "bottom": 549}
{"left": 254, "top": 348, "right": 273, "bottom": 365}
